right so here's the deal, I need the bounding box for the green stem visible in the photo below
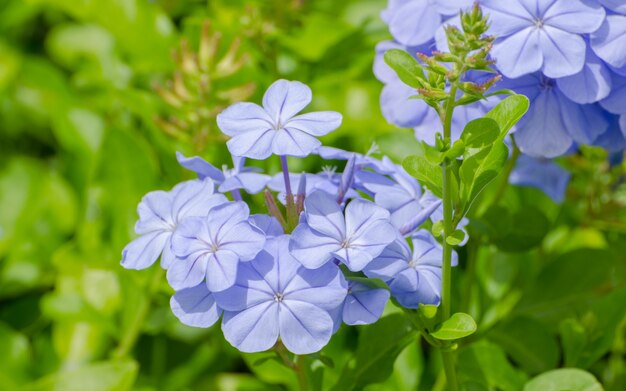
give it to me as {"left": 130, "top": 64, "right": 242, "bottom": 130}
{"left": 491, "top": 136, "right": 520, "bottom": 207}
{"left": 274, "top": 342, "right": 308, "bottom": 391}
{"left": 440, "top": 85, "right": 460, "bottom": 391}
{"left": 113, "top": 267, "right": 163, "bottom": 358}
{"left": 295, "top": 355, "right": 308, "bottom": 391}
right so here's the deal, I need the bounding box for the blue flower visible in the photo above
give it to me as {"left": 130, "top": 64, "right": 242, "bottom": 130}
{"left": 365, "top": 230, "right": 457, "bottom": 308}
{"left": 170, "top": 283, "right": 222, "bottom": 328}
{"left": 600, "top": 73, "right": 626, "bottom": 115}
{"left": 501, "top": 73, "right": 609, "bottom": 158}
{"left": 382, "top": 0, "right": 472, "bottom": 46}
{"left": 337, "top": 280, "right": 390, "bottom": 326}
{"left": 214, "top": 236, "right": 347, "bottom": 354}
{"left": 359, "top": 168, "right": 421, "bottom": 225}
{"left": 216, "top": 79, "right": 342, "bottom": 159}
{"left": 176, "top": 152, "right": 270, "bottom": 194}
{"left": 289, "top": 191, "right": 397, "bottom": 271}
{"left": 249, "top": 214, "right": 284, "bottom": 238}
{"left": 594, "top": 114, "right": 626, "bottom": 153}
{"left": 599, "top": 0, "right": 626, "bottom": 15}
{"left": 482, "top": 0, "right": 606, "bottom": 78}
{"left": 590, "top": 15, "right": 626, "bottom": 71}
{"left": 268, "top": 170, "right": 358, "bottom": 205}
{"left": 168, "top": 201, "right": 265, "bottom": 292}
{"left": 509, "top": 154, "right": 571, "bottom": 203}
{"left": 121, "top": 179, "right": 227, "bottom": 270}
{"left": 556, "top": 45, "right": 612, "bottom": 104}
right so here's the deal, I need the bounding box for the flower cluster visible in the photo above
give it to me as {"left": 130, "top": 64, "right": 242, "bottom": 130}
{"left": 121, "top": 80, "right": 457, "bottom": 354}
{"left": 376, "top": 0, "right": 626, "bottom": 202}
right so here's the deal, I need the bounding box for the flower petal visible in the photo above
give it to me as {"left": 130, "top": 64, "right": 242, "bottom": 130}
{"left": 217, "top": 102, "right": 273, "bottom": 137}
{"left": 218, "top": 222, "right": 266, "bottom": 261}
{"left": 171, "top": 179, "right": 227, "bottom": 223}
{"left": 206, "top": 251, "right": 240, "bottom": 292}
{"left": 222, "top": 301, "right": 279, "bottom": 353}
{"left": 543, "top": 0, "right": 605, "bottom": 33}
{"left": 284, "top": 262, "right": 347, "bottom": 310}
{"left": 135, "top": 190, "right": 173, "bottom": 234}
{"left": 213, "top": 253, "right": 275, "bottom": 311}
{"left": 539, "top": 26, "right": 586, "bottom": 78}
{"left": 263, "top": 79, "right": 312, "bottom": 124}
{"left": 303, "top": 190, "right": 346, "bottom": 240}
{"left": 516, "top": 88, "right": 573, "bottom": 158}
{"left": 249, "top": 214, "right": 284, "bottom": 238}
{"left": 380, "top": 80, "right": 431, "bottom": 128}
{"left": 285, "top": 111, "right": 342, "bottom": 137}
{"left": 556, "top": 47, "right": 612, "bottom": 104}
{"left": 481, "top": 0, "right": 534, "bottom": 36}
{"left": 170, "top": 284, "right": 221, "bottom": 328}
{"left": 166, "top": 253, "right": 209, "bottom": 290}
{"left": 121, "top": 231, "right": 169, "bottom": 270}
{"left": 206, "top": 202, "right": 250, "bottom": 242}
{"left": 363, "top": 239, "right": 411, "bottom": 281}
{"left": 219, "top": 173, "right": 271, "bottom": 194}
{"left": 289, "top": 223, "right": 341, "bottom": 269}
{"left": 279, "top": 301, "right": 334, "bottom": 354}
{"left": 560, "top": 99, "right": 609, "bottom": 144}
{"left": 271, "top": 127, "right": 322, "bottom": 157}
{"left": 176, "top": 152, "right": 225, "bottom": 182}
{"left": 491, "top": 27, "right": 542, "bottom": 78}
{"left": 591, "top": 15, "right": 626, "bottom": 69}
{"left": 343, "top": 283, "right": 390, "bottom": 325}
{"left": 226, "top": 128, "right": 275, "bottom": 160}
{"left": 389, "top": 1, "right": 441, "bottom": 46}
{"left": 600, "top": 76, "right": 626, "bottom": 115}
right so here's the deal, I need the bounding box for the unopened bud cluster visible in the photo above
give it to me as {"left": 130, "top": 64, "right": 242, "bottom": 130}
{"left": 155, "top": 21, "right": 254, "bottom": 150}
{"left": 416, "top": 3, "right": 498, "bottom": 112}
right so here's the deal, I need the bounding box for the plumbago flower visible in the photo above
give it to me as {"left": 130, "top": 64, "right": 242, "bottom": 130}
{"left": 375, "top": 0, "right": 626, "bottom": 205}
{"left": 365, "top": 230, "right": 458, "bottom": 308}
{"left": 176, "top": 152, "right": 270, "bottom": 195}
{"left": 168, "top": 202, "right": 265, "bottom": 291}
{"left": 482, "top": 0, "right": 606, "bottom": 78}
{"left": 509, "top": 154, "right": 571, "bottom": 203}
{"left": 289, "top": 191, "right": 397, "bottom": 272}
{"left": 216, "top": 79, "right": 342, "bottom": 159}
{"left": 121, "top": 179, "right": 227, "bottom": 270}
{"left": 122, "top": 79, "right": 450, "bottom": 357}
{"left": 214, "top": 236, "right": 347, "bottom": 354}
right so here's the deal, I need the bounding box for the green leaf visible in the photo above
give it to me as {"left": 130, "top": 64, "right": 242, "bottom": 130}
{"left": 432, "top": 221, "right": 444, "bottom": 237}
{"left": 22, "top": 360, "right": 138, "bottom": 391}
{"left": 430, "top": 312, "right": 477, "bottom": 341}
{"left": 446, "top": 229, "right": 466, "bottom": 246}
{"left": 460, "top": 118, "right": 500, "bottom": 148}
{"left": 459, "top": 142, "right": 508, "bottom": 215}
{"left": 331, "top": 314, "right": 417, "bottom": 391}
{"left": 403, "top": 155, "right": 443, "bottom": 198}
{"left": 384, "top": 49, "right": 425, "bottom": 89}
{"left": 559, "top": 318, "right": 587, "bottom": 367}
{"left": 419, "top": 304, "right": 438, "bottom": 320}
{"left": 445, "top": 139, "right": 466, "bottom": 159}
{"left": 458, "top": 341, "right": 528, "bottom": 391}
{"left": 488, "top": 316, "right": 560, "bottom": 374}
{"left": 523, "top": 369, "right": 603, "bottom": 391}
{"left": 480, "top": 206, "right": 550, "bottom": 253}
{"left": 484, "top": 94, "right": 530, "bottom": 137}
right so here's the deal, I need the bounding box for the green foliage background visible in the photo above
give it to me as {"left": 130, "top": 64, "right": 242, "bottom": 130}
{"left": 0, "top": 0, "right": 625, "bottom": 390}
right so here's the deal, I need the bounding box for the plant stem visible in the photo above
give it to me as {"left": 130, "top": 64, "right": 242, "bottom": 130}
{"left": 113, "top": 267, "right": 163, "bottom": 358}
{"left": 440, "top": 85, "right": 460, "bottom": 391}
{"left": 295, "top": 355, "right": 308, "bottom": 391}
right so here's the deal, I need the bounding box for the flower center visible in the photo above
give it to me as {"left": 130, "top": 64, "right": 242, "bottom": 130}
{"left": 534, "top": 18, "right": 544, "bottom": 28}
{"left": 340, "top": 239, "right": 351, "bottom": 249}
{"left": 274, "top": 292, "right": 284, "bottom": 303}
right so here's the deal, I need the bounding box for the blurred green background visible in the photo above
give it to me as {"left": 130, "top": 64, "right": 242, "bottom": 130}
{"left": 1, "top": 0, "right": 626, "bottom": 390}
